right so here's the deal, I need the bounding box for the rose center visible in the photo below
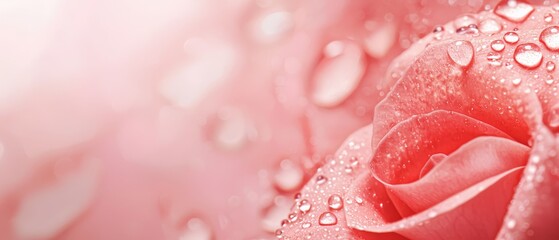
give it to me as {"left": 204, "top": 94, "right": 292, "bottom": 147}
{"left": 419, "top": 153, "right": 447, "bottom": 178}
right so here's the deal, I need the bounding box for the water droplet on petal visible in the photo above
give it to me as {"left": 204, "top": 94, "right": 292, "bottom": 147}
{"left": 275, "top": 229, "right": 284, "bottom": 238}
{"left": 504, "top": 32, "right": 520, "bottom": 44}
{"left": 494, "top": 0, "right": 535, "bottom": 23}
{"left": 506, "top": 219, "right": 517, "bottom": 229}
{"left": 328, "top": 194, "right": 343, "bottom": 210}
{"left": 546, "top": 77, "right": 555, "bottom": 85}
{"left": 456, "top": 24, "right": 479, "bottom": 35}
{"left": 298, "top": 199, "right": 312, "bottom": 213}
{"left": 512, "top": 78, "right": 523, "bottom": 86}
{"left": 433, "top": 25, "right": 445, "bottom": 40}
{"left": 447, "top": 40, "right": 474, "bottom": 67}
{"left": 545, "top": 13, "right": 554, "bottom": 23}
{"left": 355, "top": 196, "right": 364, "bottom": 204}
{"left": 311, "top": 41, "right": 365, "bottom": 108}
{"left": 316, "top": 175, "right": 328, "bottom": 185}
{"left": 540, "top": 26, "right": 559, "bottom": 51}
{"left": 302, "top": 222, "right": 312, "bottom": 229}
{"left": 428, "top": 211, "right": 438, "bottom": 218}
{"left": 318, "top": 212, "right": 338, "bottom": 226}
{"left": 288, "top": 212, "right": 299, "bottom": 222}
{"left": 514, "top": 43, "right": 543, "bottom": 69}
{"left": 479, "top": 18, "right": 503, "bottom": 34}
{"left": 180, "top": 218, "right": 213, "bottom": 240}
{"left": 274, "top": 159, "right": 304, "bottom": 192}
{"left": 491, "top": 39, "right": 506, "bottom": 51}
{"left": 547, "top": 61, "right": 556, "bottom": 72}
{"left": 487, "top": 52, "right": 503, "bottom": 66}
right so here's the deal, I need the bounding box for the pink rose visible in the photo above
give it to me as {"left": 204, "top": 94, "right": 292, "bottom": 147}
{"left": 281, "top": 2, "right": 559, "bottom": 239}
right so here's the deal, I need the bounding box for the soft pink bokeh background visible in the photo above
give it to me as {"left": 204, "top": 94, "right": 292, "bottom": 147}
{"left": 0, "top": 0, "right": 551, "bottom": 239}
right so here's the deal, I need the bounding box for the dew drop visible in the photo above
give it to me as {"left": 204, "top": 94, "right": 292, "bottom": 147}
{"left": 514, "top": 43, "right": 543, "bottom": 69}
{"left": 447, "top": 40, "right": 474, "bottom": 67}
{"left": 547, "top": 61, "right": 556, "bottom": 72}
{"left": 479, "top": 18, "right": 503, "bottom": 34}
{"left": 539, "top": 26, "right": 559, "bottom": 51}
{"left": 275, "top": 229, "right": 284, "bottom": 238}
{"left": 311, "top": 41, "right": 365, "bottom": 108}
{"left": 456, "top": 24, "right": 479, "bottom": 35}
{"left": 355, "top": 196, "right": 364, "bottom": 204}
{"left": 546, "top": 78, "right": 555, "bottom": 85}
{"left": 281, "top": 219, "right": 289, "bottom": 227}
{"left": 318, "top": 212, "right": 338, "bottom": 226}
{"left": 506, "top": 219, "right": 517, "bottom": 229}
{"left": 428, "top": 211, "right": 438, "bottom": 218}
{"left": 298, "top": 199, "right": 312, "bottom": 213}
{"left": 344, "top": 165, "right": 353, "bottom": 174}
{"left": 316, "top": 175, "right": 328, "bottom": 185}
{"left": 491, "top": 40, "right": 506, "bottom": 51}
{"left": 274, "top": 159, "right": 304, "bottom": 192}
{"left": 545, "top": 13, "right": 554, "bottom": 23}
{"left": 487, "top": 52, "right": 503, "bottom": 66}
{"left": 494, "top": 0, "right": 535, "bottom": 23}
{"left": 433, "top": 25, "right": 445, "bottom": 40}
{"left": 328, "top": 194, "right": 343, "bottom": 210}
{"left": 512, "top": 78, "right": 523, "bottom": 86}
{"left": 255, "top": 11, "right": 293, "bottom": 42}
{"left": 288, "top": 212, "right": 299, "bottom": 222}
{"left": 504, "top": 32, "right": 519, "bottom": 44}
{"left": 302, "top": 222, "right": 312, "bottom": 229}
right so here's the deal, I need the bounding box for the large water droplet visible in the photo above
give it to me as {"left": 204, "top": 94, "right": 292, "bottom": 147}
{"left": 274, "top": 159, "right": 304, "bottom": 192}
{"left": 180, "top": 218, "right": 213, "bottom": 240}
{"left": 504, "top": 32, "right": 520, "bottom": 44}
{"left": 328, "top": 194, "right": 343, "bottom": 210}
{"left": 540, "top": 26, "right": 559, "bottom": 51}
{"left": 514, "top": 43, "right": 543, "bottom": 69}
{"left": 318, "top": 212, "right": 338, "bottom": 226}
{"left": 363, "top": 21, "right": 397, "bottom": 58}
{"left": 311, "top": 41, "right": 365, "bottom": 108}
{"left": 253, "top": 11, "right": 293, "bottom": 43}
{"left": 494, "top": 0, "right": 535, "bottom": 23}
{"left": 479, "top": 18, "right": 503, "bottom": 34}
{"left": 491, "top": 39, "right": 506, "bottom": 51}
{"left": 447, "top": 40, "right": 474, "bottom": 67}
{"left": 298, "top": 199, "right": 312, "bottom": 213}
{"left": 13, "top": 158, "right": 99, "bottom": 239}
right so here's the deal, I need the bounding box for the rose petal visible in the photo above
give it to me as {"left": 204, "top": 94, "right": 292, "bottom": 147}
{"left": 371, "top": 110, "right": 511, "bottom": 185}
{"left": 346, "top": 167, "right": 524, "bottom": 240}
{"left": 389, "top": 136, "right": 529, "bottom": 213}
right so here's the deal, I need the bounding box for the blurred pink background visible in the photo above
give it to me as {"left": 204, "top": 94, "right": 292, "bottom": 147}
{"left": 0, "top": 0, "right": 549, "bottom": 239}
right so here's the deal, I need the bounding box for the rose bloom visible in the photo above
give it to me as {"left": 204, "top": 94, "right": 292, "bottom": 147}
{"left": 1, "top": 0, "right": 558, "bottom": 240}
